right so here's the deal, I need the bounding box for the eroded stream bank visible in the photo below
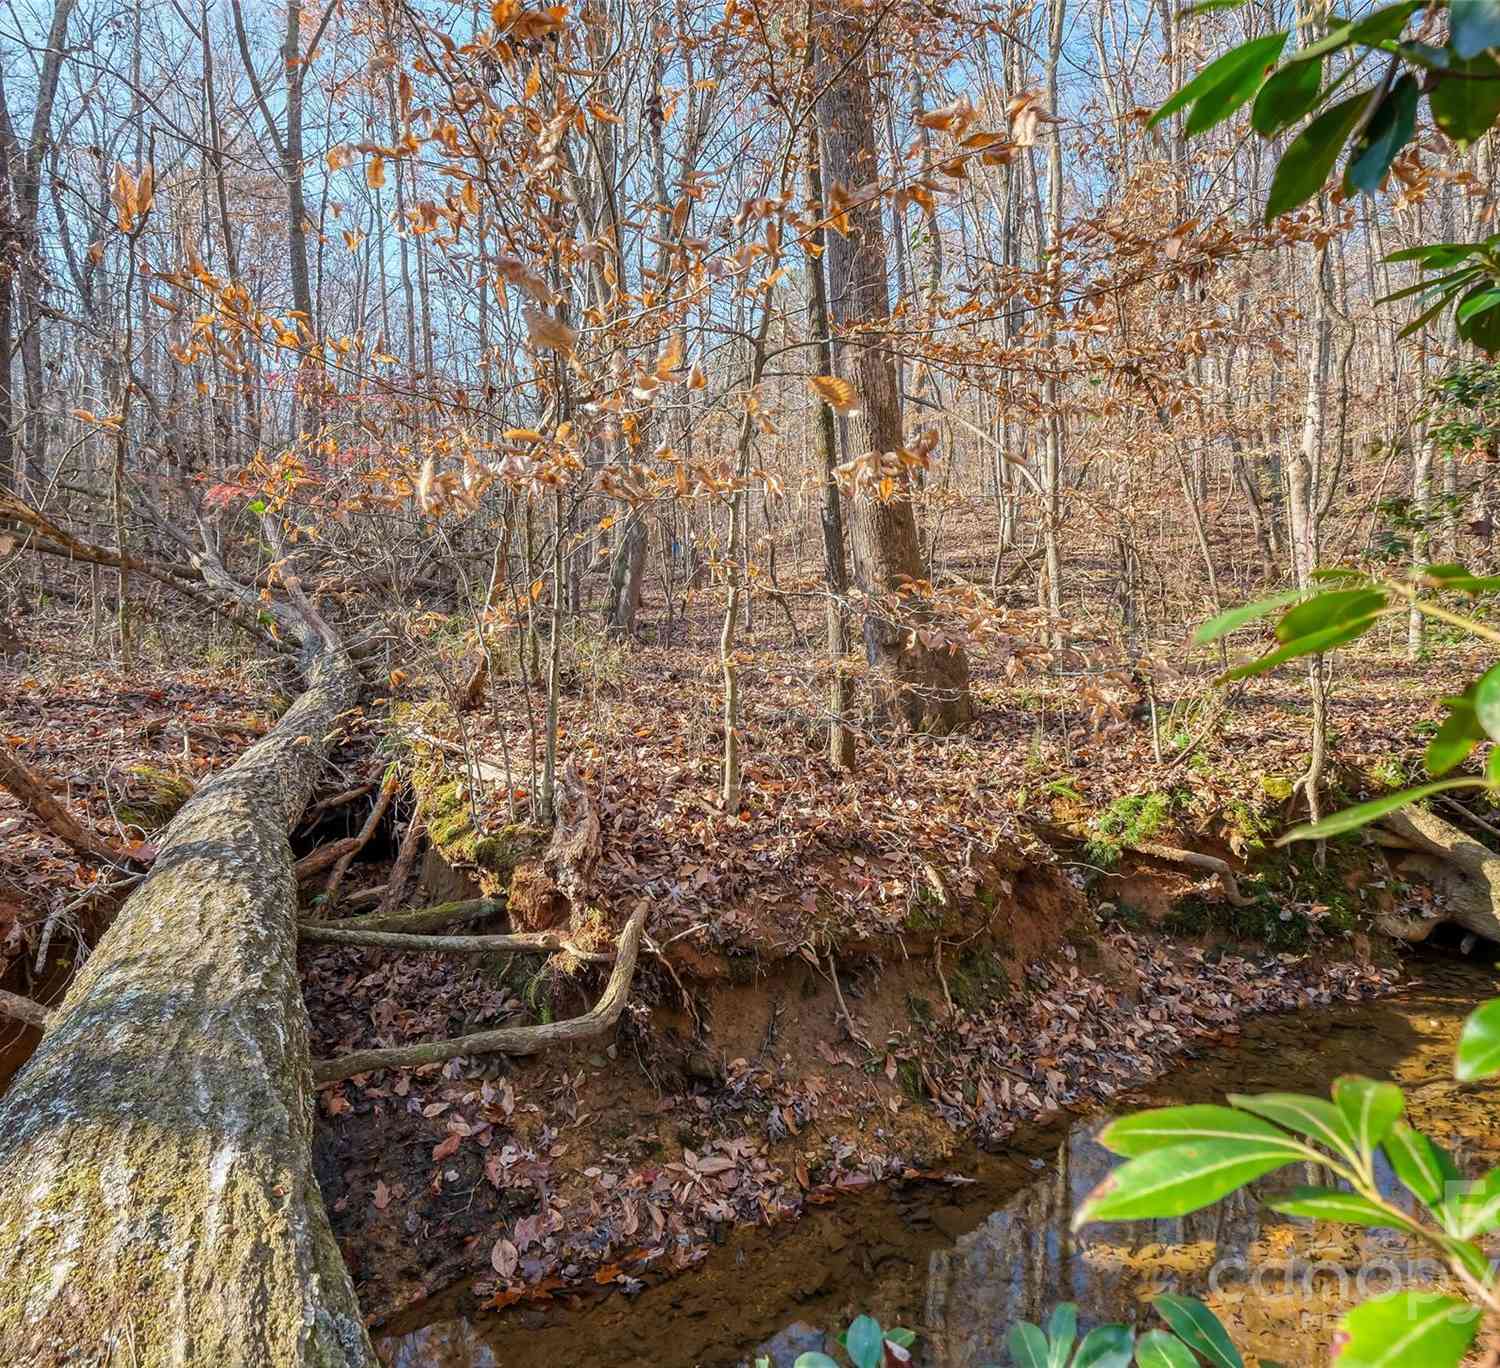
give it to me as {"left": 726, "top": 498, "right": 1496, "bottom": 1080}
{"left": 375, "top": 954, "right": 1500, "bottom": 1368}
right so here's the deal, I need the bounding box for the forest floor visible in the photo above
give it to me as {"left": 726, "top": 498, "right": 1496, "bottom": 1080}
{"left": 0, "top": 589, "right": 1489, "bottom": 1329}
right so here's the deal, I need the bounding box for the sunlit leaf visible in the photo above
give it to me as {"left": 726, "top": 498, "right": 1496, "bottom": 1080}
{"left": 1074, "top": 1325, "right": 1135, "bottom": 1368}
{"left": 1074, "top": 1139, "right": 1303, "bottom": 1226}
{"left": 1382, "top": 1122, "right": 1460, "bottom": 1205}
{"left": 1455, "top": 997, "right": 1500, "bottom": 1081}
{"left": 1331, "top": 1292, "right": 1479, "bottom": 1367}
{"left": 1133, "top": 1330, "right": 1197, "bottom": 1368}
{"left": 1096, "top": 1105, "right": 1291, "bottom": 1157}
{"left": 1266, "top": 1186, "right": 1410, "bottom": 1230}
{"left": 1333, "top": 1075, "right": 1404, "bottom": 1154}
{"left": 1227, "top": 1093, "right": 1357, "bottom": 1162}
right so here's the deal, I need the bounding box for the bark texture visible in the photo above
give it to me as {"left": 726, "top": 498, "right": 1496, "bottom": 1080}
{"left": 815, "top": 20, "right": 972, "bottom": 733}
{"left": 1379, "top": 806, "right": 1500, "bottom": 944}
{"left": 0, "top": 644, "right": 373, "bottom": 1366}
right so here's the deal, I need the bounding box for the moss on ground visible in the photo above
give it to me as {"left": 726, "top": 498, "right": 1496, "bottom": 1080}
{"left": 116, "top": 764, "right": 195, "bottom": 831}
{"left": 413, "top": 765, "right": 543, "bottom": 893}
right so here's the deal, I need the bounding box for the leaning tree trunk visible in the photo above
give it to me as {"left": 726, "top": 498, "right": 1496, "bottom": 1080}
{"left": 0, "top": 639, "right": 372, "bottom": 1364}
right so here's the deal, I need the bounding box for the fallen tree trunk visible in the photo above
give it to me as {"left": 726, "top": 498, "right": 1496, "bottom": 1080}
{"left": 1377, "top": 805, "right": 1500, "bottom": 943}
{"left": 300, "top": 895, "right": 503, "bottom": 936}
{"left": 0, "top": 636, "right": 374, "bottom": 1363}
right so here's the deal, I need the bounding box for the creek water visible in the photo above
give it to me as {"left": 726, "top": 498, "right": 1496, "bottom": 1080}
{"left": 376, "top": 955, "right": 1500, "bottom": 1367}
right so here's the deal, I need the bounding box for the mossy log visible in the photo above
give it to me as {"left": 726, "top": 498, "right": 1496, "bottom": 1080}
{"left": 0, "top": 643, "right": 374, "bottom": 1365}
{"left": 300, "top": 895, "right": 503, "bottom": 935}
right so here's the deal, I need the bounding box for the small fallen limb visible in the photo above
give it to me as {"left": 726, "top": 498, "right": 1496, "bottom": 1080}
{"left": 1128, "top": 842, "right": 1255, "bottom": 907}
{"left": 0, "top": 988, "right": 51, "bottom": 1029}
{"left": 298, "top": 924, "right": 612, "bottom": 959}
{"left": 1437, "top": 796, "right": 1500, "bottom": 845}
{"left": 0, "top": 742, "right": 138, "bottom": 867}
{"left": 300, "top": 896, "right": 503, "bottom": 936}
{"left": 295, "top": 837, "right": 360, "bottom": 882}
{"left": 343, "top": 884, "right": 387, "bottom": 910}
{"left": 324, "top": 771, "right": 399, "bottom": 905}
{"left": 312, "top": 901, "right": 649, "bottom": 1084}
{"left": 376, "top": 814, "right": 425, "bottom": 919}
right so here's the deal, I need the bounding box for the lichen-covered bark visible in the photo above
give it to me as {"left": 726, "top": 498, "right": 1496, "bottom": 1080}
{"left": 0, "top": 645, "right": 374, "bottom": 1365}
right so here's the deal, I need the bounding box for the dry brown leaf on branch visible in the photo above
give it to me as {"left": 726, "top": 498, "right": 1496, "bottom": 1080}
{"left": 808, "top": 375, "right": 860, "bottom": 415}
{"left": 1007, "top": 91, "right": 1063, "bottom": 147}
{"left": 524, "top": 307, "right": 578, "bottom": 355}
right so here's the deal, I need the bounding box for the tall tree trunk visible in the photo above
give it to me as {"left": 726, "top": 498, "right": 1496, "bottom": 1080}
{"left": 805, "top": 114, "right": 855, "bottom": 771}
{"left": 815, "top": 17, "right": 971, "bottom": 733}
{"left": 0, "top": 628, "right": 372, "bottom": 1364}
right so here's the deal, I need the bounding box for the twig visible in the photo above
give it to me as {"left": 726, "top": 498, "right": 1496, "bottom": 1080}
{"left": 645, "top": 929, "right": 700, "bottom": 1034}
{"left": 0, "top": 742, "right": 141, "bottom": 868}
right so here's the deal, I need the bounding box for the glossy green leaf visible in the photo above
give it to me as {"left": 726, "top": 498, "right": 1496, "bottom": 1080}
{"left": 1193, "top": 589, "right": 1305, "bottom": 643}
{"left": 1472, "top": 661, "right": 1500, "bottom": 742}
{"left": 791, "top": 1356, "right": 839, "bottom": 1368}
{"left": 1222, "top": 614, "right": 1383, "bottom": 680}
{"left": 1457, "top": 281, "right": 1500, "bottom": 353}
{"left": 1350, "top": 1, "right": 1422, "bottom": 45}
{"left": 1455, "top": 997, "right": 1500, "bottom": 1080}
{"left": 1379, "top": 265, "right": 1484, "bottom": 306}
{"left": 1133, "top": 1331, "right": 1196, "bottom": 1368}
{"left": 885, "top": 1328, "right": 917, "bottom": 1349}
{"left": 1397, "top": 280, "right": 1478, "bottom": 339}
{"left": 1332, "top": 1291, "right": 1479, "bottom": 1366}
{"left": 1007, "top": 1321, "right": 1050, "bottom": 1368}
{"left": 1334, "top": 1075, "right": 1404, "bottom": 1153}
{"left": 1275, "top": 778, "right": 1489, "bottom": 844}
{"left": 845, "top": 1316, "right": 884, "bottom": 1368}
{"left": 1251, "top": 60, "right": 1324, "bottom": 135}
{"left": 1266, "top": 1185, "right": 1410, "bottom": 1229}
{"left": 1265, "top": 88, "right": 1370, "bottom": 221}
{"left": 1382, "top": 1122, "right": 1461, "bottom": 1205}
{"left": 1096, "top": 1105, "right": 1292, "bottom": 1157}
{"left": 1345, "top": 75, "right": 1419, "bottom": 195}
{"left": 1226, "top": 1093, "right": 1357, "bottom": 1163}
{"left": 1425, "top": 695, "right": 1483, "bottom": 776}
{"left": 1073, "top": 1139, "right": 1303, "bottom": 1226}
{"left": 1152, "top": 1294, "right": 1243, "bottom": 1368}
{"left": 1432, "top": 52, "right": 1500, "bottom": 147}
{"left": 1074, "top": 1325, "right": 1136, "bottom": 1368}
{"left": 1150, "top": 32, "right": 1289, "bottom": 129}
{"left": 1275, "top": 588, "right": 1387, "bottom": 642}
{"left": 1420, "top": 562, "right": 1500, "bottom": 593}
{"left": 1451, "top": 0, "right": 1500, "bottom": 60}
{"left": 1384, "top": 242, "right": 1481, "bottom": 267}
{"left": 1442, "top": 1165, "right": 1500, "bottom": 1236}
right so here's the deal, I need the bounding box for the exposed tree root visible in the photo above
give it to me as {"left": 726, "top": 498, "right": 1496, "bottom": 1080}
{"left": 295, "top": 837, "right": 361, "bottom": 881}
{"left": 1128, "top": 842, "right": 1255, "bottom": 906}
{"left": 300, "top": 896, "right": 504, "bottom": 936}
{"left": 298, "top": 924, "right": 603, "bottom": 958}
{"left": 311, "top": 901, "right": 648, "bottom": 1085}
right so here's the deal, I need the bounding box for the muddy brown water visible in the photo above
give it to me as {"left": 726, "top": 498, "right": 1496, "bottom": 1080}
{"left": 374, "top": 955, "right": 1500, "bottom": 1367}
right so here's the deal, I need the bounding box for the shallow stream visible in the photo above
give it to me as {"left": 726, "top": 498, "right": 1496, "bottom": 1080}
{"left": 377, "top": 955, "right": 1500, "bottom": 1367}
